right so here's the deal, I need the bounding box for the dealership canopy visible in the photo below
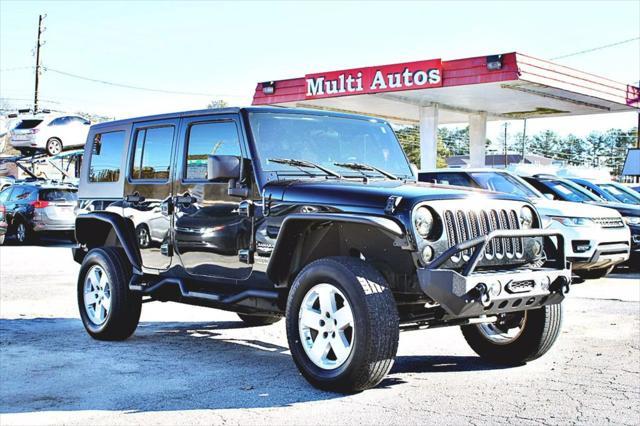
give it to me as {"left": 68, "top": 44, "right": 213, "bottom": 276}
{"left": 252, "top": 52, "right": 640, "bottom": 170}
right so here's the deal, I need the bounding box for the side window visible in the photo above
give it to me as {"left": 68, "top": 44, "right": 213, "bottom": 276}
{"left": 0, "top": 188, "right": 13, "bottom": 202}
{"left": 49, "top": 117, "right": 67, "bottom": 126}
{"left": 89, "top": 131, "right": 125, "bottom": 182}
{"left": 14, "top": 187, "right": 35, "bottom": 201}
{"left": 184, "top": 121, "right": 241, "bottom": 180}
{"left": 130, "top": 126, "right": 174, "bottom": 181}
{"left": 424, "top": 172, "right": 473, "bottom": 187}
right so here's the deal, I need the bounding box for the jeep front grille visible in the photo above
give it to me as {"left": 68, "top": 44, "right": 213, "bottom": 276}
{"left": 443, "top": 208, "right": 523, "bottom": 261}
{"left": 593, "top": 217, "right": 624, "bottom": 228}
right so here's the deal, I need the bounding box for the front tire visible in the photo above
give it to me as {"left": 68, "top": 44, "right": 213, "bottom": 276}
{"left": 77, "top": 247, "right": 141, "bottom": 340}
{"left": 286, "top": 257, "right": 399, "bottom": 393}
{"left": 576, "top": 266, "right": 614, "bottom": 280}
{"left": 461, "top": 304, "right": 563, "bottom": 365}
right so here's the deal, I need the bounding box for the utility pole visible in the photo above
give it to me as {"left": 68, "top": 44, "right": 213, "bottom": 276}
{"left": 33, "top": 14, "right": 45, "bottom": 113}
{"left": 503, "top": 122, "right": 508, "bottom": 168}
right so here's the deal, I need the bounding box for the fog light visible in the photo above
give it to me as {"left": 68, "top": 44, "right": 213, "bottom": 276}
{"left": 541, "top": 276, "right": 551, "bottom": 291}
{"left": 488, "top": 281, "right": 502, "bottom": 297}
{"left": 572, "top": 240, "right": 591, "bottom": 253}
{"left": 421, "top": 245, "right": 434, "bottom": 263}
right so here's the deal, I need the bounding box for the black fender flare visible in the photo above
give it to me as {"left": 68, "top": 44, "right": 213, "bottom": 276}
{"left": 75, "top": 212, "right": 142, "bottom": 272}
{"left": 266, "top": 213, "right": 406, "bottom": 285}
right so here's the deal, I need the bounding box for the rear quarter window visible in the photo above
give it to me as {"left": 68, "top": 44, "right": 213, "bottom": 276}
{"left": 89, "top": 131, "right": 126, "bottom": 183}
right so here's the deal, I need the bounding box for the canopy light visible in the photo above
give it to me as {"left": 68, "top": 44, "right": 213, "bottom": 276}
{"left": 262, "top": 81, "right": 276, "bottom": 95}
{"left": 486, "top": 54, "right": 503, "bottom": 71}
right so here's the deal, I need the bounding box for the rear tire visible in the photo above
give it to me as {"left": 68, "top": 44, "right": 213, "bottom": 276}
{"left": 461, "top": 304, "right": 563, "bottom": 365}
{"left": 0, "top": 234, "right": 5, "bottom": 245}
{"left": 46, "top": 138, "right": 63, "bottom": 156}
{"left": 286, "top": 256, "right": 399, "bottom": 393}
{"left": 135, "top": 224, "right": 151, "bottom": 249}
{"left": 576, "top": 266, "right": 614, "bottom": 280}
{"left": 77, "top": 247, "right": 141, "bottom": 341}
{"left": 14, "top": 221, "right": 34, "bottom": 244}
{"left": 237, "top": 313, "right": 282, "bottom": 326}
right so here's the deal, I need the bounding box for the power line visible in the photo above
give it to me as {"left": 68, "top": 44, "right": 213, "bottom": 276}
{"left": 551, "top": 37, "right": 640, "bottom": 60}
{"left": 43, "top": 66, "right": 243, "bottom": 98}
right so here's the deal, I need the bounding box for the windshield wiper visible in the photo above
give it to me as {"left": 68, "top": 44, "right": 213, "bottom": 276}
{"left": 268, "top": 158, "right": 342, "bottom": 178}
{"left": 333, "top": 162, "right": 399, "bottom": 180}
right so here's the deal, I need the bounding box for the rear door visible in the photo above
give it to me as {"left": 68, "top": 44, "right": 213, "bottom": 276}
{"left": 123, "top": 118, "right": 178, "bottom": 271}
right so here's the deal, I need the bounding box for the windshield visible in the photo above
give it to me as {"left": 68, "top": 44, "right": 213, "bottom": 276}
{"left": 470, "top": 172, "right": 542, "bottom": 199}
{"left": 39, "top": 189, "right": 78, "bottom": 202}
{"left": 599, "top": 183, "right": 640, "bottom": 205}
{"left": 546, "top": 180, "right": 600, "bottom": 202}
{"left": 248, "top": 112, "right": 413, "bottom": 179}
{"left": 14, "top": 119, "right": 43, "bottom": 130}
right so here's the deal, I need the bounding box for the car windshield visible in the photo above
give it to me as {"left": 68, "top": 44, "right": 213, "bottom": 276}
{"left": 14, "top": 119, "right": 43, "bottom": 130}
{"left": 598, "top": 183, "right": 640, "bottom": 205}
{"left": 546, "top": 180, "right": 599, "bottom": 202}
{"left": 248, "top": 112, "right": 413, "bottom": 179}
{"left": 39, "top": 189, "right": 78, "bottom": 202}
{"left": 469, "top": 172, "right": 542, "bottom": 199}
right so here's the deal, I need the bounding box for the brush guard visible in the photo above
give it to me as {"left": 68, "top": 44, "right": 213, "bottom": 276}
{"left": 418, "top": 229, "right": 571, "bottom": 318}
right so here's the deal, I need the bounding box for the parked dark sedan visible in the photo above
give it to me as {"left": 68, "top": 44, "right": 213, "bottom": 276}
{"left": 569, "top": 178, "right": 640, "bottom": 206}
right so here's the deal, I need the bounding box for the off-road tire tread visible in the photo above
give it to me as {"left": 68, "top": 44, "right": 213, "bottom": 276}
{"left": 461, "top": 304, "right": 562, "bottom": 365}
{"left": 78, "top": 247, "right": 141, "bottom": 341}
{"left": 286, "top": 256, "right": 399, "bottom": 393}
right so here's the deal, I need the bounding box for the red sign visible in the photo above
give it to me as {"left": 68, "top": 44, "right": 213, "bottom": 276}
{"left": 305, "top": 59, "right": 442, "bottom": 100}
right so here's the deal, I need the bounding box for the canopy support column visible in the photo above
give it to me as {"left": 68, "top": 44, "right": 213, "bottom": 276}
{"left": 469, "top": 112, "right": 487, "bottom": 168}
{"left": 419, "top": 104, "right": 439, "bottom": 170}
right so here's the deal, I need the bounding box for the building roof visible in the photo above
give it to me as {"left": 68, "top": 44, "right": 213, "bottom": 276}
{"left": 252, "top": 52, "right": 639, "bottom": 124}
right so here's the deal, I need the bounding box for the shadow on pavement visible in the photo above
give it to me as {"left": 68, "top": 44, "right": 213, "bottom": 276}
{"left": 0, "top": 317, "right": 503, "bottom": 414}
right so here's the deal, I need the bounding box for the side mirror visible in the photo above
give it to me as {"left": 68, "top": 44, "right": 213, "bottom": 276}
{"left": 544, "top": 193, "right": 555, "bottom": 200}
{"left": 208, "top": 155, "right": 240, "bottom": 182}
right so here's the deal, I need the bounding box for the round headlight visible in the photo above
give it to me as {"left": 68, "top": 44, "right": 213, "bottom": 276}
{"left": 414, "top": 207, "right": 434, "bottom": 238}
{"left": 520, "top": 206, "right": 534, "bottom": 229}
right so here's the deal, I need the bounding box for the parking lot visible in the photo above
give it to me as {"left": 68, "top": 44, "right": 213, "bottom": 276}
{"left": 0, "top": 238, "right": 639, "bottom": 425}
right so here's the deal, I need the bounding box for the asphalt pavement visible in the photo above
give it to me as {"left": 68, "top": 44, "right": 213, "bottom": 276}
{"left": 0, "top": 240, "right": 638, "bottom": 425}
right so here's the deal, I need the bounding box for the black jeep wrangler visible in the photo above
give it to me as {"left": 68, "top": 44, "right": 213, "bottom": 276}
{"left": 73, "top": 107, "right": 571, "bottom": 392}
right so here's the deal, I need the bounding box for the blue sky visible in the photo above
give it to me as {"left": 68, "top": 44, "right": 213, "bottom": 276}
{"left": 1, "top": 0, "right": 639, "bottom": 140}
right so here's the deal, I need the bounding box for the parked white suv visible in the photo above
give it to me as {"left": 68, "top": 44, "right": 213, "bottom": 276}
{"left": 10, "top": 114, "right": 91, "bottom": 156}
{"left": 419, "top": 169, "right": 631, "bottom": 279}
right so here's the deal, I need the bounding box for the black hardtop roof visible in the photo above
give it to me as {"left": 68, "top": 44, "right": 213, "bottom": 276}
{"left": 91, "top": 106, "right": 386, "bottom": 129}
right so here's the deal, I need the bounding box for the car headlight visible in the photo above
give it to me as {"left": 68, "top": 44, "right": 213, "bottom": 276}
{"left": 549, "top": 216, "right": 596, "bottom": 227}
{"left": 414, "top": 206, "right": 434, "bottom": 238}
{"left": 623, "top": 216, "right": 640, "bottom": 226}
{"left": 520, "top": 206, "right": 535, "bottom": 229}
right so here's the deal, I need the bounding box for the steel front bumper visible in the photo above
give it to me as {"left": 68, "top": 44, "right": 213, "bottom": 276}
{"left": 418, "top": 229, "right": 571, "bottom": 318}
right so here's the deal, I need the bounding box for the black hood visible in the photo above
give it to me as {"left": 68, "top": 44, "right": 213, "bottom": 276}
{"left": 265, "top": 178, "right": 529, "bottom": 212}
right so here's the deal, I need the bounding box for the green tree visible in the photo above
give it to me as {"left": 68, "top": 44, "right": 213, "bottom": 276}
{"left": 207, "top": 99, "right": 228, "bottom": 109}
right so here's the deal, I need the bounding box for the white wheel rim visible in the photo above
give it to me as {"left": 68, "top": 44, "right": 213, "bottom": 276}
{"left": 478, "top": 311, "right": 527, "bottom": 345}
{"left": 83, "top": 265, "right": 112, "bottom": 326}
{"left": 298, "top": 283, "right": 355, "bottom": 370}
{"left": 48, "top": 140, "right": 61, "bottom": 154}
{"left": 16, "top": 224, "right": 26, "bottom": 242}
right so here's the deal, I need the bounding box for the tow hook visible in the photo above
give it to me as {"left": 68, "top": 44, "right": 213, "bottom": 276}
{"left": 552, "top": 276, "right": 570, "bottom": 295}
{"left": 472, "top": 283, "right": 491, "bottom": 307}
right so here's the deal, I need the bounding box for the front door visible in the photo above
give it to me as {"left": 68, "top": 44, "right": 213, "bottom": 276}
{"left": 172, "top": 114, "right": 252, "bottom": 280}
{"left": 123, "top": 118, "right": 178, "bottom": 271}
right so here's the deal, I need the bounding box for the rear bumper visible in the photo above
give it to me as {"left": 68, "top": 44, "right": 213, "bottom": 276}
{"left": 418, "top": 228, "right": 571, "bottom": 318}
{"left": 33, "top": 221, "right": 75, "bottom": 232}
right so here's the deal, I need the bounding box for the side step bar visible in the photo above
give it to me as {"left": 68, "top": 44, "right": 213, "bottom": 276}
{"left": 129, "top": 276, "right": 280, "bottom": 312}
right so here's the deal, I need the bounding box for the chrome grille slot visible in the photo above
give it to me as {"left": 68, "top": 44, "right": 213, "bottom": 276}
{"left": 508, "top": 210, "right": 523, "bottom": 255}
{"left": 440, "top": 206, "right": 522, "bottom": 263}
